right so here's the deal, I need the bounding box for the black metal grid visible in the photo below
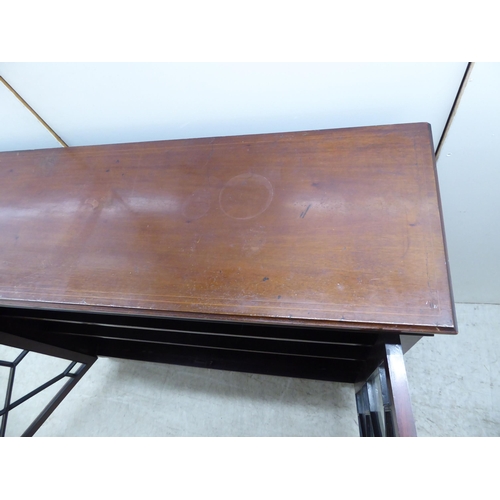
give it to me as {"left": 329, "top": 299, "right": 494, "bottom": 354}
{"left": 0, "top": 331, "right": 96, "bottom": 437}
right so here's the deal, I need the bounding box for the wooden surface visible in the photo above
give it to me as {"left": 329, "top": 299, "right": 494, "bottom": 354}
{"left": 0, "top": 123, "right": 456, "bottom": 334}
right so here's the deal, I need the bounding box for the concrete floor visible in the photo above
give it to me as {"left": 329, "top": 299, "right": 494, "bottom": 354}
{"left": 1, "top": 303, "right": 499, "bottom": 436}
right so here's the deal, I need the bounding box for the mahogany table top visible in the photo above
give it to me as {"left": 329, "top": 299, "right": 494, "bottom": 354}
{"left": 0, "top": 123, "right": 457, "bottom": 334}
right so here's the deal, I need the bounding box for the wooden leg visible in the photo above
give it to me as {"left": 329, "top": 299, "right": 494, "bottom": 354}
{"left": 382, "top": 343, "right": 417, "bottom": 437}
{"left": 355, "top": 343, "right": 416, "bottom": 437}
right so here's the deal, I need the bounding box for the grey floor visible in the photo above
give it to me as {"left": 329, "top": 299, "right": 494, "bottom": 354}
{"left": 1, "top": 302, "right": 498, "bottom": 437}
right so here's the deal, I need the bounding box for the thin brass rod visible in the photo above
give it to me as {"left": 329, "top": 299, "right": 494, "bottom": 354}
{"left": 0, "top": 75, "right": 69, "bottom": 148}
{"left": 435, "top": 62, "right": 474, "bottom": 161}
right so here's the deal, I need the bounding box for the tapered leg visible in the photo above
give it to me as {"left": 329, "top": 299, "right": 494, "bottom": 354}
{"left": 355, "top": 343, "right": 416, "bottom": 437}
{"left": 382, "top": 343, "right": 416, "bottom": 437}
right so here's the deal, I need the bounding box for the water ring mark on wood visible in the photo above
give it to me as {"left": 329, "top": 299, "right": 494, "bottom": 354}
{"left": 219, "top": 173, "right": 274, "bottom": 220}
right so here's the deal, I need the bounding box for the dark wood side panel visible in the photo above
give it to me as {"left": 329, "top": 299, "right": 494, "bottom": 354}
{"left": 0, "top": 306, "right": 402, "bottom": 383}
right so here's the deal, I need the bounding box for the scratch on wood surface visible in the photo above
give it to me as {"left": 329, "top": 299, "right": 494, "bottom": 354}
{"left": 300, "top": 204, "right": 312, "bottom": 218}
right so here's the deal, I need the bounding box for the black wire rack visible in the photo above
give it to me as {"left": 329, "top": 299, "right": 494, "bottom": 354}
{"left": 0, "top": 331, "right": 96, "bottom": 437}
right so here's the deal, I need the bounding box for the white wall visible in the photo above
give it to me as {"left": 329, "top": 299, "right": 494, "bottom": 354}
{"left": 0, "top": 63, "right": 465, "bottom": 149}
{"left": 437, "top": 63, "right": 500, "bottom": 304}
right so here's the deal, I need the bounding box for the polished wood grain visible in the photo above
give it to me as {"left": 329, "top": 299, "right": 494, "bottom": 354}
{"left": 0, "top": 123, "right": 456, "bottom": 334}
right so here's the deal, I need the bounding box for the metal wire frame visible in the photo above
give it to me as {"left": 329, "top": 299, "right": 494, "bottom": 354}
{"left": 0, "top": 331, "right": 96, "bottom": 437}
